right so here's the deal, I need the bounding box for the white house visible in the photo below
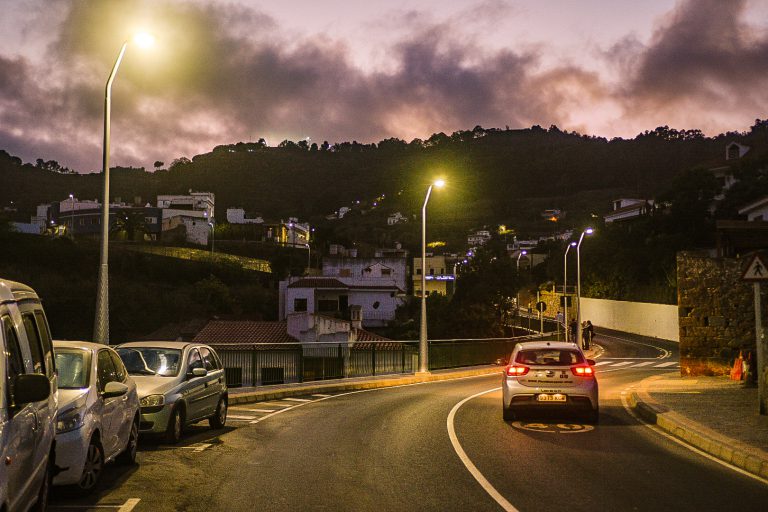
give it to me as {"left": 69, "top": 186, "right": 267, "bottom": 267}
{"left": 157, "top": 191, "right": 214, "bottom": 219}
{"left": 738, "top": 196, "right": 768, "bottom": 222}
{"left": 387, "top": 212, "right": 408, "bottom": 225}
{"left": 226, "top": 208, "right": 263, "bottom": 224}
{"left": 467, "top": 229, "right": 492, "bottom": 247}
{"left": 162, "top": 215, "right": 210, "bottom": 246}
{"left": 604, "top": 198, "right": 654, "bottom": 224}
{"left": 726, "top": 142, "right": 750, "bottom": 161}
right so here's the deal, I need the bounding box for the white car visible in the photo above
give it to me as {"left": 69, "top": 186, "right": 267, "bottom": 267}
{"left": 53, "top": 341, "right": 140, "bottom": 493}
{"left": 0, "top": 279, "right": 57, "bottom": 512}
{"left": 502, "top": 341, "right": 599, "bottom": 423}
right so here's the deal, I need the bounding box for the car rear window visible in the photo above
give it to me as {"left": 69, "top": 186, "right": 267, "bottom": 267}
{"left": 515, "top": 349, "right": 584, "bottom": 366}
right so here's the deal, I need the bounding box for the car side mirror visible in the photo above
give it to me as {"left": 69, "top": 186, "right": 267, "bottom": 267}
{"left": 102, "top": 381, "right": 129, "bottom": 399}
{"left": 188, "top": 367, "right": 207, "bottom": 379}
{"left": 587, "top": 359, "right": 596, "bottom": 366}
{"left": 13, "top": 374, "right": 50, "bottom": 405}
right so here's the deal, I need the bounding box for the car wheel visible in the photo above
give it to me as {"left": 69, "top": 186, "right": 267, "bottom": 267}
{"left": 502, "top": 406, "right": 515, "bottom": 421}
{"left": 77, "top": 437, "right": 104, "bottom": 493}
{"left": 165, "top": 406, "right": 184, "bottom": 444}
{"left": 209, "top": 397, "right": 227, "bottom": 429}
{"left": 117, "top": 415, "right": 139, "bottom": 465}
{"left": 30, "top": 454, "right": 52, "bottom": 512}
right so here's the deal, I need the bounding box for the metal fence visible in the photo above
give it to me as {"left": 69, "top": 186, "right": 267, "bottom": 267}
{"left": 214, "top": 330, "right": 559, "bottom": 388}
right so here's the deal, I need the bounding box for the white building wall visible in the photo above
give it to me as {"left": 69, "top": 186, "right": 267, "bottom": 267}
{"left": 348, "top": 289, "right": 401, "bottom": 327}
{"left": 580, "top": 298, "right": 679, "bottom": 342}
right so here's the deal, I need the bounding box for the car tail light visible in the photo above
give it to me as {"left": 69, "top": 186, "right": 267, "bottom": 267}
{"left": 571, "top": 365, "right": 595, "bottom": 377}
{"left": 506, "top": 365, "right": 529, "bottom": 377}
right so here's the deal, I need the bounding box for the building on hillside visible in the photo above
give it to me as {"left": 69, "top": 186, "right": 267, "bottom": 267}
{"left": 226, "top": 208, "right": 263, "bottom": 224}
{"left": 541, "top": 209, "right": 562, "bottom": 221}
{"left": 726, "top": 141, "right": 750, "bottom": 160}
{"left": 467, "top": 229, "right": 492, "bottom": 248}
{"left": 413, "top": 254, "right": 455, "bottom": 297}
{"left": 737, "top": 196, "right": 768, "bottom": 222}
{"left": 604, "top": 198, "right": 654, "bottom": 224}
{"left": 279, "top": 276, "right": 404, "bottom": 328}
{"left": 161, "top": 215, "right": 211, "bottom": 245}
{"left": 156, "top": 191, "right": 214, "bottom": 219}
{"left": 387, "top": 212, "right": 408, "bottom": 225}
{"left": 39, "top": 197, "right": 163, "bottom": 239}
{"left": 323, "top": 245, "right": 409, "bottom": 292}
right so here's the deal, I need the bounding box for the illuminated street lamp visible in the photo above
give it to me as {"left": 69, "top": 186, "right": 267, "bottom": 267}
{"left": 93, "top": 32, "right": 154, "bottom": 344}
{"left": 516, "top": 250, "right": 527, "bottom": 313}
{"left": 576, "top": 228, "right": 595, "bottom": 346}
{"left": 563, "top": 241, "right": 577, "bottom": 340}
{"left": 419, "top": 178, "right": 445, "bottom": 373}
{"left": 69, "top": 193, "right": 75, "bottom": 237}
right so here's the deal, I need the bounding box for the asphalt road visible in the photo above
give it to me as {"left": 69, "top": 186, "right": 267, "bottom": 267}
{"left": 49, "top": 333, "right": 768, "bottom": 511}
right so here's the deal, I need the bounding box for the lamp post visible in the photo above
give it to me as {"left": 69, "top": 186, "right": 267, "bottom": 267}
{"left": 516, "top": 250, "right": 527, "bottom": 313}
{"left": 563, "top": 241, "right": 577, "bottom": 340}
{"left": 304, "top": 243, "right": 311, "bottom": 274}
{"left": 576, "top": 228, "right": 594, "bottom": 346}
{"left": 419, "top": 179, "right": 445, "bottom": 373}
{"left": 69, "top": 193, "right": 75, "bottom": 237}
{"left": 93, "top": 32, "right": 154, "bottom": 344}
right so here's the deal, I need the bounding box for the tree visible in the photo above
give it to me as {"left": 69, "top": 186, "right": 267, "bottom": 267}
{"left": 154, "top": 161, "right": 164, "bottom": 170}
{"left": 111, "top": 210, "right": 148, "bottom": 241}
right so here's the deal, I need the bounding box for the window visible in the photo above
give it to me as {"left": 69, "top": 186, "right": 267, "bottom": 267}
{"left": 109, "top": 351, "right": 127, "bottom": 382}
{"left": 34, "top": 311, "right": 55, "bottom": 376}
{"left": 372, "top": 301, "right": 380, "bottom": 309}
{"left": 3, "top": 316, "right": 25, "bottom": 402}
{"left": 318, "top": 299, "right": 338, "bottom": 312}
{"left": 416, "top": 269, "right": 422, "bottom": 275}
{"left": 339, "top": 269, "right": 351, "bottom": 277}
{"left": 440, "top": 268, "right": 444, "bottom": 275}
{"left": 381, "top": 268, "right": 392, "bottom": 276}
{"left": 187, "top": 349, "right": 203, "bottom": 371}
{"left": 21, "top": 313, "right": 45, "bottom": 375}
{"left": 429, "top": 268, "right": 435, "bottom": 276}
{"left": 97, "top": 350, "right": 118, "bottom": 392}
{"left": 200, "top": 347, "right": 218, "bottom": 370}
{"left": 294, "top": 298, "right": 308, "bottom": 312}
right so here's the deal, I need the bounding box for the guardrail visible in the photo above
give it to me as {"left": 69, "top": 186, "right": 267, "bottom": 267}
{"left": 214, "top": 331, "right": 559, "bottom": 388}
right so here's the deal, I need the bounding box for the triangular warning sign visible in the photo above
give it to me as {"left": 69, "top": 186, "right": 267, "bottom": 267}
{"left": 742, "top": 254, "right": 768, "bottom": 281}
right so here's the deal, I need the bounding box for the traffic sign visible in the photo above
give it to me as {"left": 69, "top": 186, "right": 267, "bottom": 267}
{"left": 536, "top": 301, "right": 547, "bottom": 312}
{"left": 742, "top": 254, "right": 768, "bottom": 281}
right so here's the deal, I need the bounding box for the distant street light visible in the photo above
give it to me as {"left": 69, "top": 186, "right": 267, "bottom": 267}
{"left": 93, "top": 32, "right": 154, "bottom": 344}
{"left": 419, "top": 178, "right": 445, "bottom": 373}
{"left": 576, "top": 228, "right": 595, "bottom": 346}
{"left": 516, "top": 250, "right": 528, "bottom": 313}
{"left": 304, "top": 243, "right": 311, "bottom": 274}
{"left": 563, "top": 241, "right": 577, "bottom": 340}
{"left": 69, "top": 193, "right": 75, "bottom": 237}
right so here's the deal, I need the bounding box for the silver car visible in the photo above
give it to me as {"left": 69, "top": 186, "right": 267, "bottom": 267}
{"left": 502, "top": 341, "right": 598, "bottom": 423}
{"left": 115, "top": 341, "right": 227, "bottom": 443}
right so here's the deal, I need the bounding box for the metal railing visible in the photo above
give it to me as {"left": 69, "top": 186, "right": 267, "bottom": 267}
{"left": 214, "top": 329, "right": 559, "bottom": 388}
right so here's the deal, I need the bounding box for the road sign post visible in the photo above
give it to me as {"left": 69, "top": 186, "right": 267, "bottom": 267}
{"left": 742, "top": 254, "right": 767, "bottom": 415}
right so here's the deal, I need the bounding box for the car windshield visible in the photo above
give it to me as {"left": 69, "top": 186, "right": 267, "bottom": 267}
{"left": 55, "top": 349, "right": 91, "bottom": 389}
{"left": 515, "top": 349, "right": 584, "bottom": 366}
{"left": 117, "top": 347, "right": 181, "bottom": 377}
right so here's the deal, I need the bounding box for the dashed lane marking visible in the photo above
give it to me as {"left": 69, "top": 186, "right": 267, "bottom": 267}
{"left": 283, "top": 398, "right": 312, "bottom": 402}
{"left": 181, "top": 443, "right": 213, "bottom": 452}
{"left": 632, "top": 361, "right": 656, "bottom": 367}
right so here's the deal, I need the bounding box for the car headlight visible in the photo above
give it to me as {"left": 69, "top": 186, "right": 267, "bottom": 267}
{"left": 56, "top": 407, "right": 85, "bottom": 433}
{"left": 140, "top": 394, "right": 165, "bottom": 408}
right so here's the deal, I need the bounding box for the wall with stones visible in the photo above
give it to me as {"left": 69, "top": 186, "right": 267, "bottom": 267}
{"left": 677, "top": 251, "right": 766, "bottom": 376}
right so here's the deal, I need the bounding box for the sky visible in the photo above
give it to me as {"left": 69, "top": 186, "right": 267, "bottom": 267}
{"left": 1, "top": 0, "right": 767, "bottom": 173}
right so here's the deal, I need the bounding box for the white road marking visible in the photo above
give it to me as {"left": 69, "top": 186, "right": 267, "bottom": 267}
{"left": 447, "top": 387, "right": 519, "bottom": 512}
{"left": 512, "top": 421, "right": 594, "bottom": 434}
{"left": 598, "top": 333, "right": 671, "bottom": 358}
{"left": 249, "top": 408, "right": 279, "bottom": 413}
{"left": 283, "top": 398, "right": 312, "bottom": 402}
{"left": 620, "top": 389, "right": 768, "bottom": 486}
{"left": 258, "top": 402, "right": 294, "bottom": 407}
{"left": 312, "top": 394, "right": 332, "bottom": 398}
{"left": 181, "top": 443, "right": 212, "bottom": 452}
{"left": 632, "top": 361, "right": 656, "bottom": 367}
{"left": 51, "top": 499, "right": 141, "bottom": 511}
{"left": 593, "top": 361, "right": 613, "bottom": 366}
{"left": 118, "top": 499, "right": 142, "bottom": 512}
{"left": 228, "top": 414, "right": 259, "bottom": 420}
{"left": 608, "top": 361, "right": 634, "bottom": 367}
{"left": 654, "top": 362, "right": 678, "bottom": 368}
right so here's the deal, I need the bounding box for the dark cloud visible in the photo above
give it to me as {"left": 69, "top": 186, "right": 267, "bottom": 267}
{"left": 620, "top": 0, "right": 768, "bottom": 118}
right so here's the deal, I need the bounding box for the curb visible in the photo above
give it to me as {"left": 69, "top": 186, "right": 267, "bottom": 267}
{"left": 228, "top": 366, "right": 502, "bottom": 406}
{"left": 627, "top": 382, "right": 768, "bottom": 481}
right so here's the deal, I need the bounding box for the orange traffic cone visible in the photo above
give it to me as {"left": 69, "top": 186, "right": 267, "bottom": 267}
{"left": 730, "top": 351, "right": 744, "bottom": 380}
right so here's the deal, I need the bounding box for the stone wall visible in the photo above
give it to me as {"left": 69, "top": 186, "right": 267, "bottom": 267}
{"left": 677, "top": 251, "right": 766, "bottom": 376}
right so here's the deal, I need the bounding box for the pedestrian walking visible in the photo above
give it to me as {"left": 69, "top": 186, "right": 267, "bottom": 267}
{"left": 582, "top": 320, "right": 594, "bottom": 350}
{"left": 569, "top": 318, "right": 578, "bottom": 343}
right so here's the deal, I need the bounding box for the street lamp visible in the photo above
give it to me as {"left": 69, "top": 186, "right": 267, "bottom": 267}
{"left": 93, "top": 32, "right": 154, "bottom": 344}
{"left": 516, "top": 250, "right": 527, "bottom": 313}
{"left": 304, "top": 243, "right": 311, "bottom": 274}
{"left": 576, "top": 228, "right": 595, "bottom": 346}
{"left": 69, "top": 193, "right": 74, "bottom": 237}
{"left": 419, "top": 178, "right": 445, "bottom": 373}
{"left": 563, "top": 241, "right": 577, "bottom": 340}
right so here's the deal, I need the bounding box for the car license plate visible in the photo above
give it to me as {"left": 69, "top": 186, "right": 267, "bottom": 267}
{"left": 537, "top": 393, "right": 566, "bottom": 402}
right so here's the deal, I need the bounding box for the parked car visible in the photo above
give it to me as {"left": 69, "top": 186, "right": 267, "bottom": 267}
{"left": 116, "top": 341, "right": 228, "bottom": 443}
{"left": 0, "top": 279, "right": 57, "bottom": 512}
{"left": 53, "top": 341, "right": 140, "bottom": 493}
{"left": 502, "top": 341, "right": 599, "bottom": 423}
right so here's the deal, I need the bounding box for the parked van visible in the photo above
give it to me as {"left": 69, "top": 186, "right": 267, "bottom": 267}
{"left": 0, "top": 279, "right": 58, "bottom": 511}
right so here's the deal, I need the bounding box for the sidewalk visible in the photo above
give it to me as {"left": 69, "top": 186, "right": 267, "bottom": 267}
{"left": 627, "top": 373, "right": 768, "bottom": 481}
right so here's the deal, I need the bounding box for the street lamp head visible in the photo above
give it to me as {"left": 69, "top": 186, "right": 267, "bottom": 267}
{"left": 570, "top": 241, "right": 577, "bottom": 247}
{"left": 522, "top": 250, "right": 528, "bottom": 255}
{"left": 433, "top": 179, "right": 446, "bottom": 188}
{"left": 584, "top": 227, "right": 595, "bottom": 235}
{"left": 132, "top": 32, "right": 155, "bottom": 49}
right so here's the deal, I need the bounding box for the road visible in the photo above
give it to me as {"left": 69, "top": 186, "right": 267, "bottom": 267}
{"left": 49, "top": 332, "right": 768, "bottom": 511}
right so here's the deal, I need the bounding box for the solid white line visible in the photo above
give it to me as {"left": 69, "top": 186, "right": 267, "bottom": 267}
{"left": 597, "top": 333, "right": 671, "bottom": 358}
{"left": 447, "top": 387, "right": 519, "bottom": 512}
{"left": 118, "top": 499, "right": 142, "bottom": 512}
{"left": 654, "top": 362, "right": 678, "bottom": 368}
{"left": 620, "top": 389, "right": 768, "bottom": 486}
{"left": 283, "top": 398, "right": 312, "bottom": 402}
{"left": 312, "top": 394, "right": 332, "bottom": 397}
